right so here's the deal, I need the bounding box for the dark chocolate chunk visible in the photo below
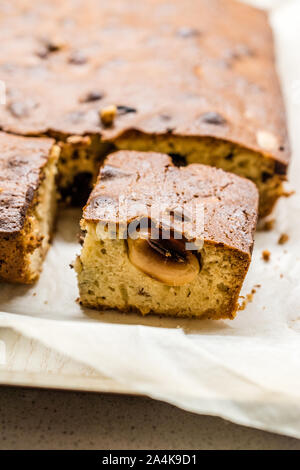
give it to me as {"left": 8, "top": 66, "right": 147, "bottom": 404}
{"left": 138, "top": 288, "right": 151, "bottom": 297}
{"left": 80, "top": 91, "right": 104, "bottom": 103}
{"left": 261, "top": 172, "right": 272, "bottom": 183}
{"left": 36, "top": 39, "right": 64, "bottom": 58}
{"left": 200, "top": 112, "right": 227, "bottom": 126}
{"left": 59, "top": 172, "right": 93, "bottom": 207}
{"left": 100, "top": 165, "right": 130, "bottom": 181}
{"left": 274, "top": 160, "right": 287, "bottom": 175}
{"left": 168, "top": 153, "right": 187, "bottom": 167}
{"left": 160, "top": 114, "right": 171, "bottom": 121}
{"left": 44, "top": 40, "right": 63, "bottom": 53}
{"left": 166, "top": 127, "right": 175, "bottom": 134}
{"left": 71, "top": 150, "right": 79, "bottom": 160}
{"left": 117, "top": 105, "right": 137, "bottom": 115}
{"left": 78, "top": 229, "right": 87, "bottom": 246}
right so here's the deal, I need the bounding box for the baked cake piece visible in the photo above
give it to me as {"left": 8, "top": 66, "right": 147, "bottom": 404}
{"left": 56, "top": 135, "right": 111, "bottom": 206}
{"left": 0, "top": 0, "right": 289, "bottom": 216}
{"left": 0, "top": 132, "right": 60, "bottom": 283}
{"left": 75, "top": 151, "right": 258, "bottom": 319}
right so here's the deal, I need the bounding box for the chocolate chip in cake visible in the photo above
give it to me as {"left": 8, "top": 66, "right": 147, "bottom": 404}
{"left": 168, "top": 153, "right": 187, "bottom": 167}
{"left": 261, "top": 172, "right": 272, "bottom": 183}
{"left": 200, "top": 112, "right": 227, "bottom": 126}
{"left": 100, "top": 165, "right": 130, "bottom": 181}
{"left": 60, "top": 172, "right": 93, "bottom": 207}
{"left": 274, "top": 160, "right": 286, "bottom": 175}
{"left": 71, "top": 150, "right": 79, "bottom": 160}
{"left": 44, "top": 39, "right": 65, "bottom": 52}
{"left": 36, "top": 38, "right": 65, "bottom": 58}
{"left": 160, "top": 114, "right": 172, "bottom": 121}
{"left": 138, "top": 288, "right": 151, "bottom": 297}
{"left": 78, "top": 229, "right": 87, "bottom": 246}
{"left": 117, "top": 105, "right": 137, "bottom": 115}
{"left": 79, "top": 91, "right": 104, "bottom": 103}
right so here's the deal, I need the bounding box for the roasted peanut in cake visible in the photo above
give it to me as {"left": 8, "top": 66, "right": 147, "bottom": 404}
{"left": 75, "top": 151, "right": 258, "bottom": 319}
{"left": 0, "top": 0, "right": 290, "bottom": 216}
{"left": 0, "top": 133, "right": 60, "bottom": 283}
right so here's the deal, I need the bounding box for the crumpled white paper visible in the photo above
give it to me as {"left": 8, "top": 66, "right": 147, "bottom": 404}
{"left": 1, "top": 0, "right": 300, "bottom": 438}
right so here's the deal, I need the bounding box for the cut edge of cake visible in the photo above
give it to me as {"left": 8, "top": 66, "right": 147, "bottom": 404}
{"left": 112, "top": 131, "right": 286, "bottom": 219}
{"left": 0, "top": 137, "right": 60, "bottom": 283}
{"left": 75, "top": 150, "right": 259, "bottom": 319}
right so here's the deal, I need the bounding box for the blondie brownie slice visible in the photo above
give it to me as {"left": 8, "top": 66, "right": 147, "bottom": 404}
{"left": 75, "top": 151, "right": 258, "bottom": 319}
{"left": 0, "top": 133, "right": 60, "bottom": 283}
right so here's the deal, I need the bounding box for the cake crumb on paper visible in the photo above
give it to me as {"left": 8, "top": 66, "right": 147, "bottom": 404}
{"left": 238, "top": 286, "right": 261, "bottom": 311}
{"left": 278, "top": 233, "right": 289, "bottom": 245}
{"left": 282, "top": 189, "right": 295, "bottom": 198}
{"left": 259, "top": 218, "right": 275, "bottom": 232}
{"left": 262, "top": 250, "right": 271, "bottom": 262}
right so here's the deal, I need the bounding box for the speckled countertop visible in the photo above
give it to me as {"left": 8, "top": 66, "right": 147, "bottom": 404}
{"left": 0, "top": 386, "right": 299, "bottom": 450}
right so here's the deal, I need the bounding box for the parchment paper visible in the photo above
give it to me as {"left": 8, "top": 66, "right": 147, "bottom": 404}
{"left": 1, "top": 0, "right": 300, "bottom": 438}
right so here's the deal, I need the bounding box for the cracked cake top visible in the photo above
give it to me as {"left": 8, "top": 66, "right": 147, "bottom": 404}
{"left": 0, "top": 0, "right": 289, "bottom": 167}
{"left": 0, "top": 132, "right": 54, "bottom": 234}
{"left": 83, "top": 151, "right": 259, "bottom": 256}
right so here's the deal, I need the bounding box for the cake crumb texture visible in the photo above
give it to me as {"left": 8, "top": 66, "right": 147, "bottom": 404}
{"left": 76, "top": 151, "right": 259, "bottom": 319}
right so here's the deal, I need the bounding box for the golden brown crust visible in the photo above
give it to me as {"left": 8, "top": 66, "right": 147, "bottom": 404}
{"left": 0, "top": 132, "right": 54, "bottom": 234}
{"left": 0, "top": 223, "right": 41, "bottom": 284}
{"left": 0, "top": 0, "right": 289, "bottom": 169}
{"left": 79, "top": 301, "right": 238, "bottom": 321}
{"left": 83, "top": 150, "right": 258, "bottom": 256}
